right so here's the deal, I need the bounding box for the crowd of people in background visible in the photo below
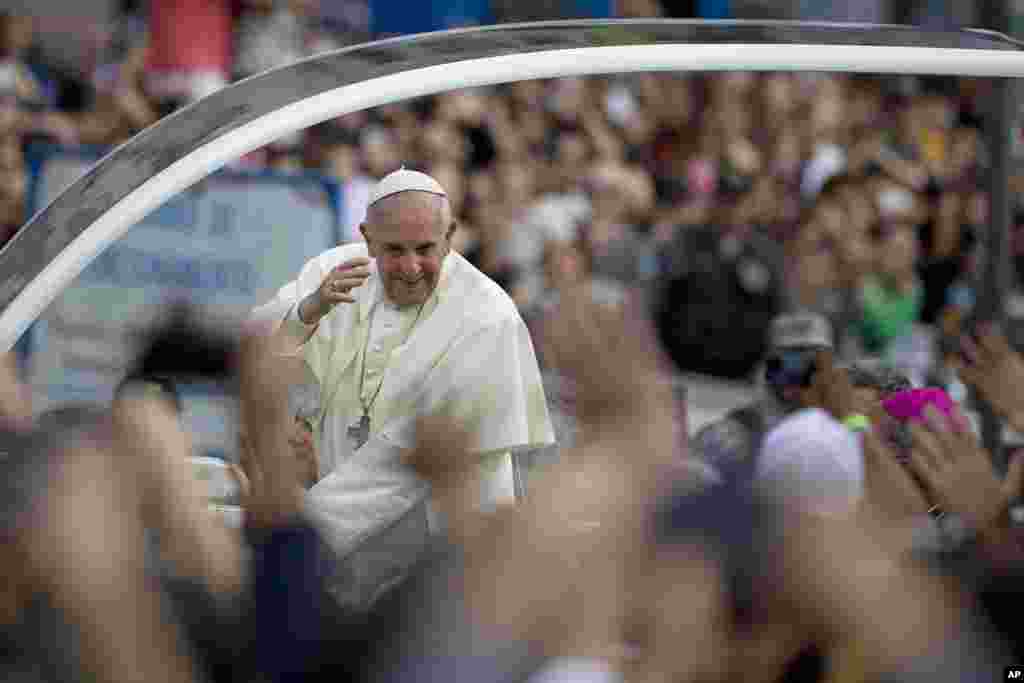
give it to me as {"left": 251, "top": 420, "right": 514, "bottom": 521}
{"left": 0, "top": 3, "right": 1012, "bottom": 389}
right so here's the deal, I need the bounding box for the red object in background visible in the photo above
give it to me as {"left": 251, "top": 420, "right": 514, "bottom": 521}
{"left": 146, "top": 0, "right": 233, "bottom": 76}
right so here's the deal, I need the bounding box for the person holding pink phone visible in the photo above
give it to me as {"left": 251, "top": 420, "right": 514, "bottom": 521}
{"left": 882, "top": 387, "right": 957, "bottom": 424}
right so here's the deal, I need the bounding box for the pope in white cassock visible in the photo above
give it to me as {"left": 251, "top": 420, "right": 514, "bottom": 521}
{"left": 253, "top": 168, "right": 555, "bottom": 609}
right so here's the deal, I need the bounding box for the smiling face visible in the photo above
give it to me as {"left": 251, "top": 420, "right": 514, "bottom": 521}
{"left": 360, "top": 191, "right": 455, "bottom": 307}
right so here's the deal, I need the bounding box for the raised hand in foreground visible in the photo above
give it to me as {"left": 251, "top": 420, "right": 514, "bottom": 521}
{"left": 907, "top": 405, "right": 1024, "bottom": 542}
{"left": 954, "top": 325, "right": 1024, "bottom": 433}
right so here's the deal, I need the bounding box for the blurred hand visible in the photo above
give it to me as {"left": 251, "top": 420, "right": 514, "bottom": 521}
{"left": 114, "top": 391, "right": 245, "bottom": 595}
{"left": 0, "top": 352, "right": 31, "bottom": 429}
{"left": 777, "top": 502, "right": 965, "bottom": 673}
{"left": 860, "top": 429, "right": 930, "bottom": 522}
{"left": 907, "top": 405, "right": 1024, "bottom": 535}
{"left": 238, "top": 329, "right": 306, "bottom": 526}
{"left": 27, "top": 438, "right": 198, "bottom": 683}
{"left": 807, "top": 350, "right": 856, "bottom": 421}
{"left": 401, "top": 413, "right": 485, "bottom": 546}
{"left": 0, "top": 105, "right": 23, "bottom": 136}
{"left": 541, "top": 284, "right": 672, "bottom": 436}
{"left": 35, "top": 112, "right": 79, "bottom": 146}
{"left": 954, "top": 325, "right": 1024, "bottom": 433}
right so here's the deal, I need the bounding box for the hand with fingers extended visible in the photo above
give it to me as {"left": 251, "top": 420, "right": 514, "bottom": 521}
{"left": 401, "top": 414, "right": 485, "bottom": 543}
{"left": 860, "top": 428, "right": 931, "bottom": 522}
{"left": 236, "top": 331, "right": 308, "bottom": 527}
{"left": 906, "top": 405, "right": 1024, "bottom": 537}
{"left": 298, "top": 257, "right": 371, "bottom": 325}
{"left": 954, "top": 324, "right": 1024, "bottom": 433}
{"left": 775, "top": 500, "right": 989, "bottom": 678}
{"left": 541, "top": 284, "right": 672, "bottom": 434}
{"left": 807, "top": 349, "right": 857, "bottom": 422}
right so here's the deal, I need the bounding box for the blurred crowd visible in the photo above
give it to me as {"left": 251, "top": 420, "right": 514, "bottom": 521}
{"left": 4, "top": 293, "right": 1024, "bottom": 683}
{"left": 7, "top": 4, "right": 1024, "bottom": 682}
{"left": 0, "top": 4, "right": 1014, "bottom": 388}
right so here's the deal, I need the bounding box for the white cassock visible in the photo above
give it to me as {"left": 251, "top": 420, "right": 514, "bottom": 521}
{"left": 253, "top": 242, "right": 555, "bottom": 608}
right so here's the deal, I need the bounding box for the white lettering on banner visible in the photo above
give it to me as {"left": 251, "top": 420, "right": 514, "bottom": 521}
{"left": 82, "top": 245, "right": 259, "bottom": 295}
{"left": 26, "top": 150, "right": 340, "bottom": 461}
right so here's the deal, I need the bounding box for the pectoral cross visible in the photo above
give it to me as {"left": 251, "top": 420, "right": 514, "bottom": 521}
{"left": 347, "top": 413, "right": 371, "bottom": 450}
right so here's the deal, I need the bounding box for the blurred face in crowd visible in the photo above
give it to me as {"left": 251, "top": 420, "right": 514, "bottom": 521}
{"left": 420, "top": 122, "right": 466, "bottom": 166}
{"left": 716, "top": 103, "right": 752, "bottom": 141}
{"left": 743, "top": 177, "right": 782, "bottom": 226}
{"left": 919, "top": 93, "right": 954, "bottom": 131}
{"left": 557, "top": 132, "right": 589, "bottom": 167}
{"left": 965, "top": 190, "right": 988, "bottom": 226}
{"left": 847, "top": 81, "right": 883, "bottom": 131}
{"left": 429, "top": 163, "right": 464, "bottom": 217}
{"left": 586, "top": 163, "right": 631, "bottom": 222}
{"left": 810, "top": 78, "right": 846, "bottom": 140}
{"left": 801, "top": 201, "right": 845, "bottom": 256}
{"left": 876, "top": 223, "right": 919, "bottom": 283}
{"left": 361, "top": 191, "right": 455, "bottom": 307}
{"left": 549, "top": 131, "right": 590, "bottom": 192}
{"left": 497, "top": 162, "right": 534, "bottom": 208}
{"left": 544, "top": 241, "right": 585, "bottom": 287}
{"left": 949, "top": 127, "right": 980, "bottom": 177}
{"left": 547, "top": 78, "right": 587, "bottom": 125}
{"left": 896, "top": 102, "right": 921, "bottom": 146}
{"left": 771, "top": 127, "right": 803, "bottom": 178}
{"left": 762, "top": 73, "right": 797, "bottom": 119}
{"left": 813, "top": 199, "right": 845, "bottom": 239}
{"left": 0, "top": 14, "right": 33, "bottom": 58}
{"left": 361, "top": 127, "right": 400, "bottom": 179}
{"left": 438, "top": 90, "right": 487, "bottom": 126}
{"left": 839, "top": 184, "right": 877, "bottom": 234}
{"left": 656, "top": 75, "right": 694, "bottom": 128}
{"left": 835, "top": 184, "right": 877, "bottom": 279}
{"left": 464, "top": 169, "right": 498, "bottom": 221}
{"left": 510, "top": 80, "right": 545, "bottom": 109}
{"left": 322, "top": 143, "right": 359, "bottom": 182}
{"left": 792, "top": 219, "right": 841, "bottom": 299}
{"left": 0, "top": 136, "right": 25, "bottom": 227}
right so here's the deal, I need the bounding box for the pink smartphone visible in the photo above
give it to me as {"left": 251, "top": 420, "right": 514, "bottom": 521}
{"left": 881, "top": 387, "right": 955, "bottom": 423}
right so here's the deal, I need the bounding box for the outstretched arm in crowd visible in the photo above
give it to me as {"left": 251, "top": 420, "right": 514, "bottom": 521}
{"left": 0, "top": 353, "right": 198, "bottom": 683}
{"left": 29, "top": 437, "right": 200, "bottom": 683}
{"left": 407, "top": 284, "right": 682, "bottom": 671}
{"left": 955, "top": 324, "right": 1024, "bottom": 434}
{"left": 113, "top": 395, "right": 247, "bottom": 597}
{"left": 904, "top": 405, "right": 1024, "bottom": 565}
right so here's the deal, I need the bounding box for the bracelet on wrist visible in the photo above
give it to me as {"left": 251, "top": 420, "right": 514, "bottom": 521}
{"left": 842, "top": 413, "right": 871, "bottom": 434}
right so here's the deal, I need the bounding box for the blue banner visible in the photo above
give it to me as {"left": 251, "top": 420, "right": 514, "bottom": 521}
{"left": 24, "top": 144, "right": 342, "bottom": 460}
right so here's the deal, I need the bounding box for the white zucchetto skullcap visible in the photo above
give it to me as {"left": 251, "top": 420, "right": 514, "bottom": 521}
{"left": 758, "top": 408, "right": 864, "bottom": 516}
{"left": 368, "top": 167, "right": 447, "bottom": 207}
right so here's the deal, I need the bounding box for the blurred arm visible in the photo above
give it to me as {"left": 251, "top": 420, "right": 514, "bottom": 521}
{"left": 114, "top": 397, "right": 246, "bottom": 597}
{"left": 28, "top": 440, "right": 198, "bottom": 683}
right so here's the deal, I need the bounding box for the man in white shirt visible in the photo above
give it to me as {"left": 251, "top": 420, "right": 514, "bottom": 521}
{"left": 253, "top": 168, "right": 555, "bottom": 609}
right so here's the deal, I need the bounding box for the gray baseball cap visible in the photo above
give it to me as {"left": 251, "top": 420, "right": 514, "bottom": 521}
{"left": 769, "top": 313, "right": 834, "bottom": 351}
